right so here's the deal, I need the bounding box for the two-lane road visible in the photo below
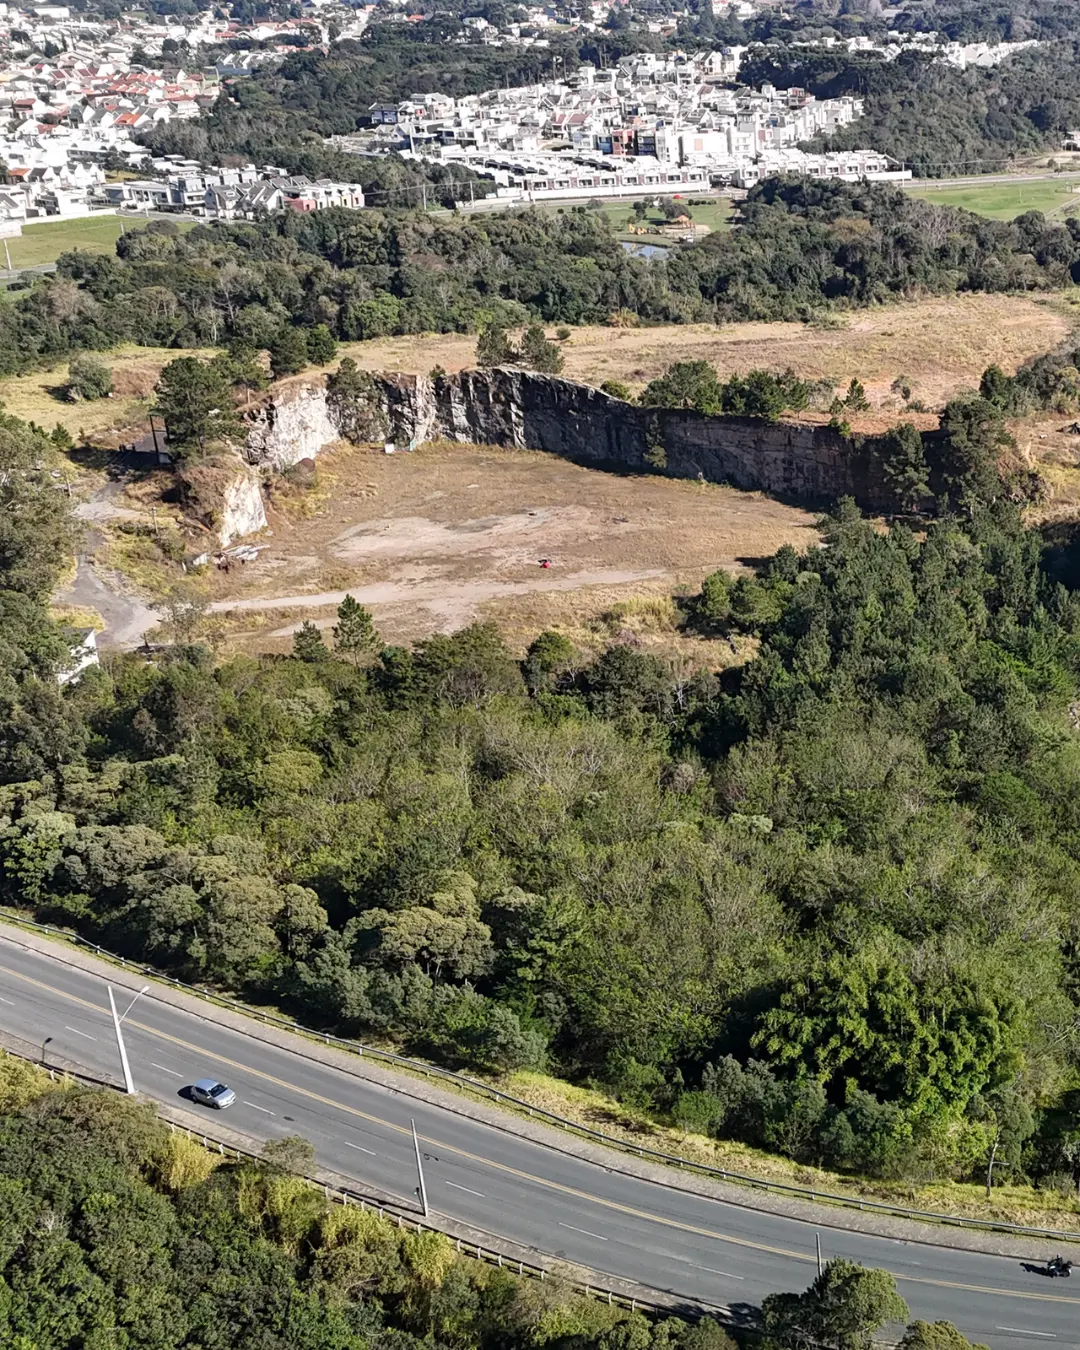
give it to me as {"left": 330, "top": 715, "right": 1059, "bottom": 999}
{"left": 1, "top": 936, "right": 1078, "bottom": 1348}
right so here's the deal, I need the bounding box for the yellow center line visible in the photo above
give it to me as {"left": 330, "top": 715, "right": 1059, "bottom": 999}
{"left": 5, "top": 960, "right": 1080, "bottom": 1309}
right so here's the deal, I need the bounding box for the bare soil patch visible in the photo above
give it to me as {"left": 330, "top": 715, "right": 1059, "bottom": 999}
{"left": 208, "top": 439, "right": 818, "bottom": 654}
{"left": 341, "top": 294, "right": 1071, "bottom": 413}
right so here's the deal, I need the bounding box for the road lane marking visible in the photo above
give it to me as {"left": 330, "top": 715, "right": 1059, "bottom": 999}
{"left": 345, "top": 1141, "right": 377, "bottom": 1155}
{"left": 445, "top": 1180, "right": 485, "bottom": 1198}
{"left": 64, "top": 1025, "right": 97, "bottom": 1040}
{"left": 151, "top": 1063, "right": 183, "bottom": 1077}
{"left": 244, "top": 1101, "right": 274, "bottom": 1114}
{"left": 560, "top": 1222, "right": 607, "bottom": 1241}
{"left": 0, "top": 996, "right": 14, "bottom": 1005}
{"left": 6, "top": 960, "right": 1080, "bottom": 1312}
{"left": 998, "top": 1330, "right": 1056, "bottom": 1339}
{"left": 686, "top": 1263, "right": 744, "bottom": 1279}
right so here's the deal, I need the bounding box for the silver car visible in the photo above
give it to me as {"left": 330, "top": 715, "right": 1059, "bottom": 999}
{"left": 191, "top": 1078, "right": 236, "bottom": 1109}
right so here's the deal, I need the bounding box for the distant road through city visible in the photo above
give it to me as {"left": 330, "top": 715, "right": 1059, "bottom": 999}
{"left": 1, "top": 932, "right": 1078, "bottom": 1349}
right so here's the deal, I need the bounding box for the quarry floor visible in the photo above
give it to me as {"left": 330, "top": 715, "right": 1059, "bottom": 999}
{"left": 205, "top": 440, "right": 819, "bottom": 658}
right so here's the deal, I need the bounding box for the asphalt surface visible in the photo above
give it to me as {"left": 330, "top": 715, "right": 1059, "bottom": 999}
{"left": 2, "top": 937, "right": 1079, "bottom": 1347}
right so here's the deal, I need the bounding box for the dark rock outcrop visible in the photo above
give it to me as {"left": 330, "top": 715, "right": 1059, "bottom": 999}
{"left": 245, "top": 367, "right": 891, "bottom": 511}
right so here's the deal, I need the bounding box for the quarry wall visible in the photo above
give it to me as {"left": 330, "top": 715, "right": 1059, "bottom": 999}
{"left": 240, "top": 367, "right": 889, "bottom": 512}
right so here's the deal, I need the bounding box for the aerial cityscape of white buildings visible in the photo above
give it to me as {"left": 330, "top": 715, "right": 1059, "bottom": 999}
{"left": 333, "top": 50, "right": 907, "bottom": 200}
{"left": 0, "top": 0, "right": 1045, "bottom": 228}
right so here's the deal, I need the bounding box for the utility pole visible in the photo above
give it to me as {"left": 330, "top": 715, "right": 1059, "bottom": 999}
{"left": 107, "top": 984, "right": 150, "bottom": 1095}
{"left": 411, "top": 1118, "right": 429, "bottom": 1217}
{"left": 815, "top": 1232, "right": 823, "bottom": 1278}
{"left": 3, "top": 238, "right": 10, "bottom": 271}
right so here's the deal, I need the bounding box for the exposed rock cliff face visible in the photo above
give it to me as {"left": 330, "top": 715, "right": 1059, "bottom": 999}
{"left": 242, "top": 368, "right": 888, "bottom": 510}
{"left": 218, "top": 468, "right": 267, "bottom": 546}
{"left": 180, "top": 455, "right": 267, "bottom": 547}
{"left": 244, "top": 376, "right": 338, "bottom": 471}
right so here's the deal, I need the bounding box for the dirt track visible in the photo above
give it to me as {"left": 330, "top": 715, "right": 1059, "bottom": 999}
{"left": 211, "top": 567, "right": 668, "bottom": 636}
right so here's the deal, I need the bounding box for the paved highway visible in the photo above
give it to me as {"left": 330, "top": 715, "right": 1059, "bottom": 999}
{"left": 1, "top": 935, "right": 1078, "bottom": 1348}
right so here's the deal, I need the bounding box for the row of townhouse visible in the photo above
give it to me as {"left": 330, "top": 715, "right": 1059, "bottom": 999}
{"left": 463, "top": 149, "right": 711, "bottom": 199}
{"left": 798, "top": 30, "right": 1040, "bottom": 70}
{"left": 104, "top": 169, "right": 365, "bottom": 218}
{"left": 0, "top": 56, "right": 218, "bottom": 122}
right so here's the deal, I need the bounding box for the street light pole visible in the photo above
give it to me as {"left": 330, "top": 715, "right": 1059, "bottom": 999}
{"left": 107, "top": 984, "right": 149, "bottom": 1096}
{"left": 411, "top": 1118, "right": 429, "bottom": 1218}
{"left": 41, "top": 1035, "right": 52, "bottom": 1068}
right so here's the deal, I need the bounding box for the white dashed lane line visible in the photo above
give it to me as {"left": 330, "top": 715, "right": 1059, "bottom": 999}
{"left": 559, "top": 1222, "right": 607, "bottom": 1241}
{"left": 65, "top": 1025, "right": 97, "bottom": 1040}
{"left": 445, "top": 1180, "right": 485, "bottom": 1198}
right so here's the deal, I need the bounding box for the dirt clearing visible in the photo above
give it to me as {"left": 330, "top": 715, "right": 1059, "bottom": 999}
{"left": 342, "top": 294, "right": 1072, "bottom": 413}
{"left": 208, "top": 440, "right": 818, "bottom": 654}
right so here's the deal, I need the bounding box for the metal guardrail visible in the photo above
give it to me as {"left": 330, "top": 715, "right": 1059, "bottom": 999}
{"left": 162, "top": 1119, "right": 658, "bottom": 1313}
{"left": 5, "top": 909, "right": 1080, "bottom": 1246}
{"left": 0, "top": 1039, "right": 665, "bottom": 1317}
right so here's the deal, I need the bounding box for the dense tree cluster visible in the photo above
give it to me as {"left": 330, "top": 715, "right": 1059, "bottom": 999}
{"left": 639, "top": 362, "right": 812, "bottom": 420}
{"left": 4, "top": 180, "right": 1080, "bottom": 375}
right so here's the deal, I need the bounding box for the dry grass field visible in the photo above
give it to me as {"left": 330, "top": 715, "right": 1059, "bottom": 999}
{"left": 342, "top": 293, "right": 1072, "bottom": 414}
{"left": 1, "top": 294, "right": 1065, "bottom": 449}
{"left": 0, "top": 344, "right": 213, "bottom": 440}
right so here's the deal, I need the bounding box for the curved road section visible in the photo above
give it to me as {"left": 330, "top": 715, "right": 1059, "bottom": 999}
{"left": 0, "top": 936, "right": 1077, "bottom": 1349}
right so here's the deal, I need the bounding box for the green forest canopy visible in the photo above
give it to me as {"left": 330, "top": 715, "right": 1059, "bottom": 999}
{"left": 4, "top": 178, "right": 1080, "bottom": 374}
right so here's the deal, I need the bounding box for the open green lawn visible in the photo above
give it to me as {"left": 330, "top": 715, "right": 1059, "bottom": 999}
{"left": 5, "top": 214, "right": 196, "bottom": 268}
{"left": 907, "top": 179, "right": 1080, "bottom": 220}
{"left": 536, "top": 195, "right": 734, "bottom": 240}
